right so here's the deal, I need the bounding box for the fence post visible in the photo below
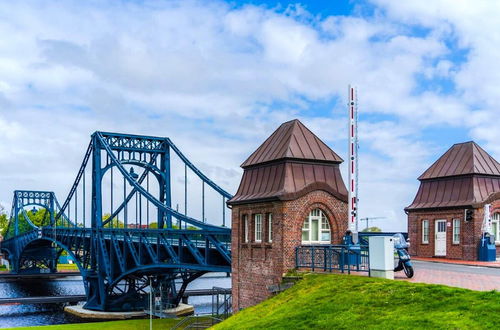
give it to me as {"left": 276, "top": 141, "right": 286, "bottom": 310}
{"left": 311, "top": 246, "right": 315, "bottom": 272}
{"left": 328, "top": 246, "right": 332, "bottom": 272}
{"left": 295, "top": 247, "right": 299, "bottom": 269}
{"left": 324, "top": 247, "right": 327, "bottom": 271}
{"left": 340, "top": 247, "right": 344, "bottom": 273}
{"left": 356, "top": 249, "right": 360, "bottom": 271}
{"left": 347, "top": 247, "right": 351, "bottom": 275}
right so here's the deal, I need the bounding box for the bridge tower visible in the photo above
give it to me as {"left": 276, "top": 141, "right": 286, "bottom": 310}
{"left": 228, "top": 119, "right": 348, "bottom": 311}
{"left": 3, "top": 191, "right": 59, "bottom": 273}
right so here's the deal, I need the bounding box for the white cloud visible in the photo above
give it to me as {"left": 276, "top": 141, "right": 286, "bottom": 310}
{"left": 0, "top": 0, "right": 498, "bottom": 232}
{"left": 371, "top": 0, "right": 500, "bottom": 155}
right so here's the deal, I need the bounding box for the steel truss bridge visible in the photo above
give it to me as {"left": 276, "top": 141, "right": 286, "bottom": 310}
{"left": 0, "top": 132, "right": 232, "bottom": 312}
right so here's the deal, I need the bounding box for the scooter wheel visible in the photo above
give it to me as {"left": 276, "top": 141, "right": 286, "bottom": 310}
{"left": 403, "top": 264, "right": 414, "bottom": 278}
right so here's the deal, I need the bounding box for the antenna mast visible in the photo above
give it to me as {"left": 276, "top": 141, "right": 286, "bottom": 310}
{"left": 348, "top": 85, "right": 359, "bottom": 235}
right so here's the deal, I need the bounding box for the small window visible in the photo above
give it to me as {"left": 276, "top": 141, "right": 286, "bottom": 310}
{"left": 301, "top": 218, "right": 309, "bottom": 241}
{"left": 243, "top": 214, "right": 248, "bottom": 243}
{"left": 254, "top": 214, "right": 262, "bottom": 242}
{"left": 492, "top": 213, "right": 500, "bottom": 244}
{"left": 453, "top": 218, "right": 460, "bottom": 244}
{"left": 268, "top": 213, "right": 273, "bottom": 243}
{"left": 422, "top": 220, "right": 429, "bottom": 244}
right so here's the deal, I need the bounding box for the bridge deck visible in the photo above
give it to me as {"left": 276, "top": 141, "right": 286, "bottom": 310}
{"left": 0, "top": 288, "right": 231, "bottom": 305}
{"left": 0, "top": 272, "right": 81, "bottom": 280}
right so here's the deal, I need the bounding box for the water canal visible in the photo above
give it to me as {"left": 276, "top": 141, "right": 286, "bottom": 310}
{"left": 0, "top": 273, "right": 231, "bottom": 328}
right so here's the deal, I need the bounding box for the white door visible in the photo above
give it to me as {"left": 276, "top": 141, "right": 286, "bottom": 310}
{"left": 435, "top": 220, "right": 447, "bottom": 256}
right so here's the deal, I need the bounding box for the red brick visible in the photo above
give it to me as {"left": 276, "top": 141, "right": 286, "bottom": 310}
{"left": 407, "top": 198, "right": 500, "bottom": 260}
{"left": 231, "top": 190, "right": 347, "bottom": 311}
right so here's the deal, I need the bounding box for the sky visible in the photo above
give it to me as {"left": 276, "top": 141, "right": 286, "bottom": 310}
{"left": 0, "top": 0, "right": 499, "bottom": 231}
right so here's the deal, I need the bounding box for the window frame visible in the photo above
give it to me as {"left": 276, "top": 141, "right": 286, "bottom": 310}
{"left": 243, "top": 214, "right": 249, "bottom": 243}
{"left": 452, "top": 218, "right": 460, "bottom": 244}
{"left": 254, "top": 214, "right": 262, "bottom": 243}
{"left": 492, "top": 212, "right": 500, "bottom": 244}
{"left": 268, "top": 213, "right": 272, "bottom": 243}
{"left": 301, "top": 209, "right": 331, "bottom": 245}
{"left": 422, "top": 219, "right": 429, "bottom": 244}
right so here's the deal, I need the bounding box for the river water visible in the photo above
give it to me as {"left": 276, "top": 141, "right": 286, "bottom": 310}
{"left": 0, "top": 274, "right": 231, "bottom": 328}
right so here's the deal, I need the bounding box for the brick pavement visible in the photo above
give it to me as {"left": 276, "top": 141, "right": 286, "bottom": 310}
{"left": 395, "top": 264, "right": 500, "bottom": 291}
{"left": 413, "top": 256, "right": 500, "bottom": 268}
{"left": 308, "top": 261, "right": 500, "bottom": 291}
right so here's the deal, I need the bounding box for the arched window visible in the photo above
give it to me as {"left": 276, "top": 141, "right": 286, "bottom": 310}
{"left": 301, "top": 209, "right": 331, "bottom": 244}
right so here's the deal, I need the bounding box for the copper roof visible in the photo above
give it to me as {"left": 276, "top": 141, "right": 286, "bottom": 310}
{"left": 407, "top": 141, "right": 500, "bottom": 211}
{"left": 406, "top": 176, "right": 500, "bottom": 210}
{"left": 241, "top": 119, "right": 343, "bottom": 168}
{"left": 228, "top": 161, "right": 348, "bottom": 205}
{"left": 229, "top": 119, "right": 347, "bottom": 205}
{"left": 418, "top": 141, "right": 500, "bottom": 180}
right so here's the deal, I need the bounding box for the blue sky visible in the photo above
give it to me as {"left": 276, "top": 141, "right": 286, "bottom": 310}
{"left": 230, "top": 0, "right": 356, "bottom": 16}
{"left": 0, "top": 0, "right": 499, "bottom": 231}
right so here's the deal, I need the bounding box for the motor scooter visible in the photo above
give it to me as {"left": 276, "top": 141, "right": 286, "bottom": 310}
{"left": 393, "top": 233, "right": 414, "bottom": 278}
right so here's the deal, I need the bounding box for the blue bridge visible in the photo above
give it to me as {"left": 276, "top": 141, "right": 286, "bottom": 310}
{"left": 0, "top": 132, "right": 232, "bottom": 312}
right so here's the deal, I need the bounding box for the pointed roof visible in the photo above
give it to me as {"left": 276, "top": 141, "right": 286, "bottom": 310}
{"left": 418, "top": 141, "right": 500, "bottom": 180}
{"left": 407, "top": 141, "right": 500, "bottom": 211}
{"left": 241, "top": 119, "right": 343, "bottom": 168}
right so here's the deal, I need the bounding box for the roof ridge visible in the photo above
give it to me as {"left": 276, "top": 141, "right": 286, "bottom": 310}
{"left": 240, "top": 119, "right": 343, "bottom": 168}
{"left": 472, "top": 142, "right": 500, "bottom": 174}
{"left": 419, "top": 141, "right": 500, "bottom": 180}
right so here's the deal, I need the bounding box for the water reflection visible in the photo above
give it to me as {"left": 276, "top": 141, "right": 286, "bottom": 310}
{"left": 0, "top": 274, "right": 230, "bottom": 328}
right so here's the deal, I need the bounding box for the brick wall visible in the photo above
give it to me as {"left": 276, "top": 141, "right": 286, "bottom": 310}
{"left": 408, "top": 198, "right": 500, "bottom": 260}
{"left": 231, "top": 190, "right": 347, "bottom": 311}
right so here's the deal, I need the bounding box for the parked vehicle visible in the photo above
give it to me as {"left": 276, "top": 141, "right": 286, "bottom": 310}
{"left": 393, "top": 233, "right": 414, "bottom": 278}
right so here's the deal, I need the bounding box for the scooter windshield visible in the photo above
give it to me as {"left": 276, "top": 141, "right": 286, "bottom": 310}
{"left": 393, "top": 233, "right": 409, "bottom": 249}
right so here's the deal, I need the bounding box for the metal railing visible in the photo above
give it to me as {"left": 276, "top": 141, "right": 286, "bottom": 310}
{"left": 211, "top": 286, "right": 232, "bottom": 318}
{"left": 295, "top": 244, "right": 369, "bottom": 274}
{"left": 171, "top": 315, "right": 223, "bottom": 329}
{"left": 170, "top": 286, "right": 231, "bottom": 329}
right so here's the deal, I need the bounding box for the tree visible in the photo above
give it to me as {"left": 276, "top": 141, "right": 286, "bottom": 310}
{"left": 102, "top": 213, "right": 124, "bottom": 228}
{"left": 362, "top": 226, "right": 382, "bottom": 232}
{"left": 0, "top": 204, "right": 9, "bottom": 238}
{"left": 139, "top": 221, "right": 198, "bottom": 230}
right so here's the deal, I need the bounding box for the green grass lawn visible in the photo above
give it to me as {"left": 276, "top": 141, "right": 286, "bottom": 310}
{"left": 56, "top": 263, "right": 79, "bottom": 271}
{"left": 7, "top": 318, "right": 179, "bottom": 330}
{"left": 214, "top": 274, "right": 500, "bottom": 330}
{"left": 0, "top": 264, "right": 80, "bottom": 272}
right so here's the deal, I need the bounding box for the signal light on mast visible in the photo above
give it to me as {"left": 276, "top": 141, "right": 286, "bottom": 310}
{"left": 464, "top": 209, "right": 473, "bottom": 222}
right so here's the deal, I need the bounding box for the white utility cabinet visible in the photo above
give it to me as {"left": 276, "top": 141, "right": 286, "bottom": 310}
{"left": 368, "top": 236, "right": 394, "bottom": 279}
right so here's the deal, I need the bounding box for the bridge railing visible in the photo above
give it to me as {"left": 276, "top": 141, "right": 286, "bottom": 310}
{"left": 295, "top": 244, "right": 369, "bottom": 274}
{"left": 42, "top": 226, "right": 230, "bottom": 246}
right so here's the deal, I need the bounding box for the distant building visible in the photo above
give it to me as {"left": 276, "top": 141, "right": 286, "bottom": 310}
{"left": 228, "top": 119, "right": 348, "bottom": 310}
{"left": 126, "top": 224, "right": 149, "bottom": 229}
{"left": 406, "top": 142, "right": 500, "bottom": 260}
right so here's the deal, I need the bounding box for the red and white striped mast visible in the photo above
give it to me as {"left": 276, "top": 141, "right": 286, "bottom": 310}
{"left": 348, "top": 85, "right": 359, "bottom": 238}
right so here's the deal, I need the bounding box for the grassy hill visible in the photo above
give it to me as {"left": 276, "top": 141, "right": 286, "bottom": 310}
{"left": 214, "top": 274, "right": 500, "bottom": 329}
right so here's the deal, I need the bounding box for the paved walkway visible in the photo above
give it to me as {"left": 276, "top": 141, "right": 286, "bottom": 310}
{"left": 395, "top": 260, "right": 500, "bottom": 291}
{"left": 413, "top": 256, "right": 500, "bottom": 268}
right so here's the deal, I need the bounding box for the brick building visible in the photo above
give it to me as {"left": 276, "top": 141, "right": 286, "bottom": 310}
{"left": 227, "top": 119, "right": 348, "bottom": 311}
{"left": 406, "top": 141, "right": 500, "bottom": 260}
